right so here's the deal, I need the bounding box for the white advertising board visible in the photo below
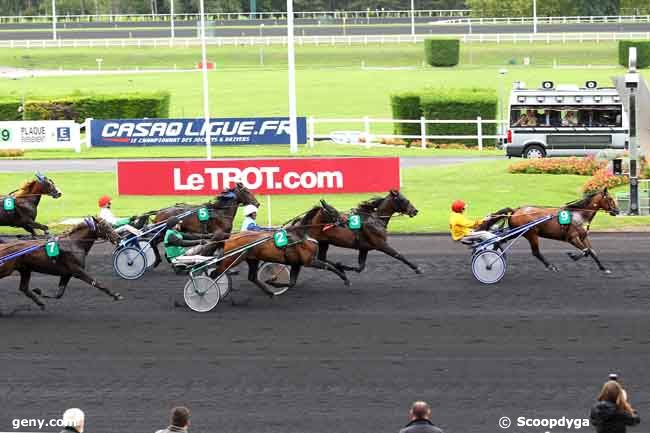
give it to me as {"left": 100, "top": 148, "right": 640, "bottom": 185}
{"left": 0, "top": 120, "right": 81, "bottom": 152}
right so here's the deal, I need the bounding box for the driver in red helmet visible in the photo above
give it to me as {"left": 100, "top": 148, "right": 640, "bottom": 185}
{"left": 97, "top": 195, "right": 141, "bottom": 236}
{"left": 449, "top": 199, "right": 496, "bottom": 243}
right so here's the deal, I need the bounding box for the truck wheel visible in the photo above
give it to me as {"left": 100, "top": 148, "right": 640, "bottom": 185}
{"left": 524, "top": 145, "right": 546, "bottom": 159}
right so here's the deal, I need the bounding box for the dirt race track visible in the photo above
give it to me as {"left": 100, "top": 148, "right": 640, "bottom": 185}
{"left": 1, "top": 234, "right": 649, "bottom": 433}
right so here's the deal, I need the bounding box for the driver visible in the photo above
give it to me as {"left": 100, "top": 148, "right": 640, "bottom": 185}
{"left": 163, "top": 219, "right": 215, "bottom": 263}
{"left": 240, "top": 205, "right": 273, "bottom": 232}
{"left": 449, "top": 200, "right": 496, "bottom": 244}
{"left": 97, "top": 195, "right": 141, "bottom": 236}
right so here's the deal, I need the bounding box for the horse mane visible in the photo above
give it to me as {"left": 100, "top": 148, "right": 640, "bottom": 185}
{"left": 565, "top": 191, "right": 600, "bottom": 210}
{"left": 355, "top": 196, "right": 384, "bottom": 214}
{"left": 12, "top": 180, "right": 37, "bottom": 198}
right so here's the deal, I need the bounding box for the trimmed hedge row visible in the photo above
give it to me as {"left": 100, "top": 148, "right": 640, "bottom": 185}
{"left": 390, "top": 88, "right": 498, "bottom": 146}
{"left": 0, "top": 99, "right": 22, "bottom": 121}
{"left": 618, "top": 40, "right": 650, "bottom": 68}
{"left": 424, "top": 38, "right": 460, "bottom": 67}
{"left": 23, "top": 92, "right": 170, "bottom": 121}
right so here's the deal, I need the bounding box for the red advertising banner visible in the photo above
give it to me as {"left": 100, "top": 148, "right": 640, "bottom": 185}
{"left": 117, "top": 157, "right": 400, "bottom": 195}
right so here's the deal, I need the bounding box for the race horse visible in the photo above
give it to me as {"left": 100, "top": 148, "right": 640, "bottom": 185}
{"left": 295, "top": 190, "right": 422, "bottom": 274}
{"left": 147, "top": 183, "right": 259, "bottom": 267}
{"left": 208, "top": 206, "right": 350, "bottom": 296}
{"left": 0, "top": 217, "right": 122, "bottom": 313}
{"left": 0, "top": 173, "right": 62, "bottom": 237}
{"left": 478, "top": 188, "right": 620, "bottom": 273}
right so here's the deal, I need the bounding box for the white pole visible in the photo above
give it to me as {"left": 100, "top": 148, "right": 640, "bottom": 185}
{"left": 199, "top": 0, "right": 212, "bottom": 159}
{"left": 52, "top": 0, "right": 57, "bottom": 40}
{"left": 533, "top": 0, "right": 537, "bottom": 34}
{"left": 266, "top": 195, "right": 272, "bottom": 226}
{"left": 287, "top": 0, "right": 299, "bottom": 153}
{"left": 410, "top": 0, "right": 415, "bottom": 39}
{"left": 170, "top": 0, "right": 175, "bottom": 39}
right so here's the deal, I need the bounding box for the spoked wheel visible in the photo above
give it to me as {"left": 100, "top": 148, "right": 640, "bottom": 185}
{"left": 471, "top": 250, "right": 507, "bottom": 284}
{"left": 113, "top": 247, "right": 147, "bottom": 280}
{"left": 257, "top": 262, "right": 291, "bottom": 296}
{"left": 184, "top": 276, "right": 223, "bottom": 312}
{"left": 138, "top": 241, "right": 157, "bottom": 269}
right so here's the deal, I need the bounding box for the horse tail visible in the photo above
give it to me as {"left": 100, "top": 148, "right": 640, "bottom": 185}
{"left": 477, "top": 207, "right": 515, "bottom": 231}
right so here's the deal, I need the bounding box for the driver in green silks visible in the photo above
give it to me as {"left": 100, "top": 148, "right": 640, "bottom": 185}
{"left": 164, "top": 219, "right": 215, "bottom": 262}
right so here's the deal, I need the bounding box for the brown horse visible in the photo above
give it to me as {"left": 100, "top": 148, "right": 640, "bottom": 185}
{"left": 298, "top": 191, "right": 421, "bottom": 274}
{"left": 479, "top": 188, "right": 620, "bottom": 273}
{"left": 0, "top": 217, "right": 122, "bottom": 313}
{"left": 148, "top": 183, "right": 259, "bottom": 267}
{"left": 0, "top": 173, "right": 62, "bottom": 236}
{"left": 210, "top": 209, "right": 350, "bottom": 296}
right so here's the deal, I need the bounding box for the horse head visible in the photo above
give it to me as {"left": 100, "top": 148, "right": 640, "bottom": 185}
{"left": 596, "top": 188, "right": 620, "bottom": 216}
{"left": 88, "top": 217, "right": 121, "bottom": 245}
{"left": 230, "top": 182, "right": 260, "bottom": 207}
{"left": 35, "top": 173, "right": 62, "bottom": 199}
{"left": 388, "top": 190, "right": 418, "bottom": 217}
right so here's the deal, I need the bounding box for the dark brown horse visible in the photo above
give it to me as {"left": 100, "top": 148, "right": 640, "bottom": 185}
{"left": 299, "top": 190, "right": 421, "bottom": 274}
{"left": 0, "top": 217, "right": 122, "bottom": 313}
{"left": 210, "top": 208, "right": 350, "bottom": 296}
{"left": 0, "top": 173, "right": 62, "bottom": 236}
{"left": 479, "top": 188, "right": 619, "bottom": 273}
{"left": 147, "top": 183, "right": 259, "bottom": 267}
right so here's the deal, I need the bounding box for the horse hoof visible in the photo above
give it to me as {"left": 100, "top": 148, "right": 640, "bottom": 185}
{"left": 415, "top": 268, "right": 423, "bottom": 275}
{"left": 38, "top": 304, "right": 46, "bottom": 311}
{"left": 113, "top": 293, "right": 124, "bottom": 301}
{"left": 603, "top": 269, "right": 612, "bottom": 274}
{"left": 32, "top": 288, "right": 42, "bottom": 296}
{"left": 548, "top": 265, "right": 559, "bottom": 273}
{"left": 344, "top": 280, "right": 351, "bottom": 287}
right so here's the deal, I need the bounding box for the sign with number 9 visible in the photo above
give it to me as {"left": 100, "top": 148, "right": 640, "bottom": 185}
{"left": 0, "top": 128, "right": 11, "bottom": 142}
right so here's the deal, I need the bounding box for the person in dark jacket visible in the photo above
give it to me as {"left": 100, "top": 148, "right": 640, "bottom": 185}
{"left": 399, "top": 401, "right": 444, "bottom": 433}
{"left": 155, "top": 406, "right": 190, "bottom": 433}
{"left": 590, "top": 380, "right": 640, "bottom": 433}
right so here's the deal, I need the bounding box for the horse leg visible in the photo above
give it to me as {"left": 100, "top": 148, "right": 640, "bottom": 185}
{"left": 21, "top": 224, "right": 38, "bottom": 238}
{"left": 574, "top": 236, "right": 611, "bottom": 273}
{"left": 150, "top": 237, "right": 163, "bottom": 268}
{"left": 34, "top": 275, "right": 72, "bottom": 299}
{"left": 18, "top": 271, "right": 45, "bottom": 310}
{"left": 376, "top": 244, "right": 422, "bottom": 274}
{"left": 310, "top": 258, "right": 351, "bottom": 286}
{"left": 246, "top": 259, "right": 276, "bottom": 297}
{"left": 72, "top": 269, "right": 123, "bottom": 301}
{"left": 524, "top": 232, "right": 558, "bottom": 272}
{"left": 28, "top": 221, "right": 49, "bottom": 236}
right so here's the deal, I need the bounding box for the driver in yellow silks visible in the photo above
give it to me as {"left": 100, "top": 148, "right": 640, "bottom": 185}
{"left": 449, "top": 200, "right": 496, "bottom": 243}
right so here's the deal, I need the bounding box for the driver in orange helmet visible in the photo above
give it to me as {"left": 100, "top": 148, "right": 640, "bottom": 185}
{"left": 97, "top": 195, "right": 141, "bottom": 236}
{"left": 449, "top": 200, "right": 496, "bottom": 243}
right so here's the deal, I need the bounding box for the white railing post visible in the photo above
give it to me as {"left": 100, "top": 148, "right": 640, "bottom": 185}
{"left": 363, "top": 116, "right": 371, "bottom": 146}
{"left": 84, "top": 117, "right": 93, "bottom": 147}
{"left": 308, "top": 116, "right": 315, "bottom": 148}
{"left": 476, "top": 116, "right": 483, "bottom": 151}
{"left": 420, "top": 116, "right": 426, "bottom": 149}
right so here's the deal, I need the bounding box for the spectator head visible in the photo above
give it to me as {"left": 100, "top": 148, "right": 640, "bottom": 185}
{"left": 62, "top": 408, "right": 85, "bottom": 433}
{"left": 170, "top": 407, "right": 191, "bottom": 429}
{"left": 598, "top": 380, "right": 630, "bottom": 413}
{"left": 409, "top": 401, "right": 432, "bottom": 421}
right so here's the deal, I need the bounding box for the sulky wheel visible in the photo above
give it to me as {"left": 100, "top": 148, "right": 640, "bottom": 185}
{"left": 471, "top": 250, "right": 507, "bottom": 284}
{"left": 113, "top": 247, "right": 147, "bottom": 280}
{"left": 183, "top": 276, "right": 223, "bottom": 313}
{"left": 257, "top": 262, "right": 291, "bottom": 296}
{"left": 138, "top": 241, "right": 157, "bottom": 269}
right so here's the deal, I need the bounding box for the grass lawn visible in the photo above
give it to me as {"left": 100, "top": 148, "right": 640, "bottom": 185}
{"left": 1, "top": 161, "right": 647, "bottom": 234}
{"left": 0, "top": 42, "right": 619, "bottom": 70}
{"left": 2, "top": 142, "right": 501, "bottom": 159}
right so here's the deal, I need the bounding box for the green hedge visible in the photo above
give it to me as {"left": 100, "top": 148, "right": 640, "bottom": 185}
{"left": 424, "top": 38, "right": 460, "bottom": 67}
{"left": 23, "top": 92, "right": 171, "bottom": 121}
{"left": 390, "top": 93, "right": 421, "bottom": 137}
{"left": 0, "top": 99, "right": 22, "bottom": 121}
{"left": 391, "top": 88, "right": 498, "bottom": 146}
{"left": 618, "top": 40, "right": 650, "bottom": 68}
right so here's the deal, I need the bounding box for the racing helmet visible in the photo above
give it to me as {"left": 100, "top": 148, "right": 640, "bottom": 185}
{"left": 98, "top": 195, "right": 112, "bottom": 208}
{"left": 243, "top": 204, "right": 258, "bottom": 217}
{"left": 451, "top": 200, "right": 466, "bottom": 213}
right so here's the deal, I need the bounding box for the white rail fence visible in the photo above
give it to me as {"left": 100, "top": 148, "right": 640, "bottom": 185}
{"left": 436, "top": 15, "right": 650, "bottom": 25}
{"left": 0, "top": 9, "right": 471, "bottom": 24}
{"left": 307, "top": 117, "right": 507, "bottom": 150}
{"left": 2, "top": 32, "right": 649, "bottom": 49}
